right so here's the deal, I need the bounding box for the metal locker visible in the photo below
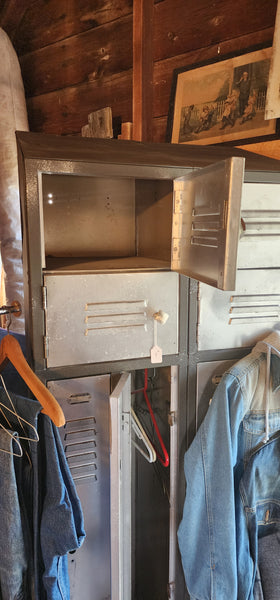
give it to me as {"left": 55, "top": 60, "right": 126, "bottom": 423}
{"left": 197, "top": 270, "right": 280, "bottom": 351}
{"left": 47, "top": 375, "right": 112, "bottom": 600}
{"left": 16, "top": 132, "right": 280, "bottom": 600}
{"left": 196, "top": 176, "right": 280, "bottom": 351}
{"left": 171, "top": 157, "right": 244, "bottom": 290}
{"left": 237, "top": 181, "right": 280, "bottom": 270}
{"left": 48, "top": 373, "right": 132, "bottom": 600}
{"left": 43, "top": 272, "right": 179, "bottom": 367}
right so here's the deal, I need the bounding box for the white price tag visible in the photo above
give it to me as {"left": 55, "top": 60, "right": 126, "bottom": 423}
{"left": 151, "top": 344, "right": 163, "bottom": 364}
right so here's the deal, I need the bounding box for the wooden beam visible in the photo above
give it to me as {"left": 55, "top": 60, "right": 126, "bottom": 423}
{"left": 0, "top": 0, "right": 31, "bottom": 42}
{"left": 133, "top": 0, "right": 154, "bottom": 141}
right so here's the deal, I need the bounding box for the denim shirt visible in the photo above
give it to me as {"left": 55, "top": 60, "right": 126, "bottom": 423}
{"left": 0, "top": 388, "right": 85, "bottom": 600}
{"left": 0, "top": 329, "right": 85, "bottom": 599}
{"left": 39, "top": 416, "right": 85, "bottom": 600}
{"left": 178, "top": 334, "right": 280, "bottom": 600}
{"left": 0, "top": 429, "right": 28, "bottom": 600}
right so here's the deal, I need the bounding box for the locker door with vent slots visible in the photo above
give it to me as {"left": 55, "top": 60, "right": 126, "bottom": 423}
{"left": 48, "top": 373, "right": 132, "bottom": 600}
{"left": 43, "top": 272, "right": 178, "bottom": 367}
{"left": 171, "top": 157, "right": 245, "bottom": 291}
{"left": 192, "top": 175, "right": 280, "bottom": 351}
{"left": 48, "top": 374, "right": 112, "bottom": 600}
{"left": 237, "top": 181, "right": 280, "bottom": 269}
{"left": 197, "top": 270, "right": 280, "bottom": 351}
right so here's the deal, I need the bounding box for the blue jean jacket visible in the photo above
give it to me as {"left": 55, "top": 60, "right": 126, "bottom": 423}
{"left": 0, "top": 429, "right": 28, "bottom": 600}
{"left": 39, "top": 416, "right": 85, "bottom": 599}
{"left": 0, "top": 389, "right": 85, "bottom": 600}
{"left": 0, "top": 329, "right": 85, "bottom": 599}
{"left": 178, "top": 335, "right": 280, "bottom": 600}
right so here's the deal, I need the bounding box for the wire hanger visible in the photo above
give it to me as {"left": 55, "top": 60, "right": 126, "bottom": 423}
{"left": 0, "top": 374, "right": 39, "bottom": 443}
{"left": 131, "top": 407, "right": 156, "bottom": 463}
{"left": 133, "top": 369, "right": 169, "bottom": 468}
{"left": 0, "top": 426, "right": 23, "bottom": 457}
{"left": 0, "top": 308, "right": 65, "bottom": 427}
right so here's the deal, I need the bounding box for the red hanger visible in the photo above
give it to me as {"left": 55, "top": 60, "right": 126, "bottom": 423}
{"left": 133, "top": 369, "right": 169, "bottom": 468}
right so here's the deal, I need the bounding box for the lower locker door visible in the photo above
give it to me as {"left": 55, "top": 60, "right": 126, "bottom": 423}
{"left": 109, "top": 372, "right": 132, "bottom": 600}
{"left": 48, "top": 375, "right": 111, "bottom": 600}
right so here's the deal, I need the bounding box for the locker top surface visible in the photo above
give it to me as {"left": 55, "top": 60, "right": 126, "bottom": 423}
{"left": 16, "top": 130, "right": 280, "bottom": 173}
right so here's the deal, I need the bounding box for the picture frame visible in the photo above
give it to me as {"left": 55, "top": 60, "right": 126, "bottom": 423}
{"left": 265, "top": 1, "right": 280, "bottom": 120}
{"left": 166, "top": 46, "right": 280, "bottom": 146}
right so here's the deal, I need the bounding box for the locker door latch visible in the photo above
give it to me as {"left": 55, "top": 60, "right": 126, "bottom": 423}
{"left": 168, "top": 411, "right": 176, "bottom": 426}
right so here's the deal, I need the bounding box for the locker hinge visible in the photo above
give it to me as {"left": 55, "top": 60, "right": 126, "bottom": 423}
{"left": 167, "top": 581, "right": 175, "bottom": 598}
{"left": 42, "top": 286, "right": 47, "bottom": 310}
{"left": 168, "top": 411, "right": 176, "bottom": 426}
{"left": 43, "top": 336, "right": 49, "bottom": 359}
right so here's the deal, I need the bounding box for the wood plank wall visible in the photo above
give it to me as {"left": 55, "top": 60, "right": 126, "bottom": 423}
{"left": 0, "top": 0, "right": 277, "bottom": 142}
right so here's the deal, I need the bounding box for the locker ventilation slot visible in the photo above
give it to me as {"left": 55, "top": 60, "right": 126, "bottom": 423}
{"left": 64, "top": 417, "right": 98, "bottom": 482}
{"left": 241, "top": 209, "right": 280, "bottom": 238}
{"left": 191, "top": 209, "right": 220, "bottom": 249}
{"left": 229, "top": 294, "right": 280, "bottom": 325}
{"left": 84, "top": 300, "right": 147, "bottom": 333}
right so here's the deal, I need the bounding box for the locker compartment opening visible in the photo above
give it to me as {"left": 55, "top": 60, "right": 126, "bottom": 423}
{"left": 49, "top": 365, "right": 178, "bottom": 600}
{"left": 132, "top": 367, "right": 172, "bottom": 600}
{"left": 41, "top": 173, "right": 173, "bottom": 272}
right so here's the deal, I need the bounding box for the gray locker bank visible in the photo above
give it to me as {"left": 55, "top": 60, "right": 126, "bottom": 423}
{"left": 16, "top": 131, "right": 280, "bottom": 600}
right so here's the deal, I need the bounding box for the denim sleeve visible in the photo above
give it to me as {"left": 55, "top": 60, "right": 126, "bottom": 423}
{"left": 39, "top": 415, "right": 85, "bottom": 600}
{"left": 0, "top": 430, "right": 28, "bottom": 600}
{"left": 178, "top": 374, "right": 245, "bottom": 600}
{"left": 51, "top": 422, "right": 85, "bottom": 547}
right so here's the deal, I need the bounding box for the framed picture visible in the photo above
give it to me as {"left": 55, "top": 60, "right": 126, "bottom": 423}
{"left": 265, "top": 1, "right": 280, "bottom": 120}
{"left": 167, "top": 46, "right": 280, "bottom": 145}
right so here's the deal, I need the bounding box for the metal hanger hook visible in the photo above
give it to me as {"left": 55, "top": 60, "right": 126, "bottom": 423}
{"left": 6, "top": 311, "right": 11, "bottom": 333}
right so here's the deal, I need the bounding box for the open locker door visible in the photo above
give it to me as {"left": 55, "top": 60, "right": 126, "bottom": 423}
{"left": 110, "top": 372, "right": 132, "bottom": 600}
{"left": 171, "top": 157, "right": 245, "bottom": 291}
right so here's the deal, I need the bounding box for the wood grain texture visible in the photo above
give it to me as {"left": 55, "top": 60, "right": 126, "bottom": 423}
{"left": 133, "top": 0, "right": 154, "bottom": 141}
{"left": 12, "top": 0, "right": 133, "bottom": 54}
{"left": 153, "top": 27, "right": 274, "bottom": 119}
{"left": 20, "top": 15, "right": 133, "bottom": 98}
{"left": 238, "top": 139, "right": 280, "bottom": 158}
{"left": 26, "top": 71, "right": 132, "bottom": 135}
{"left": 0, "top": 0, "right": 32, "bottom": 42}
{"left": 1, "top": 0, "right": 277, "bottom": 140}
{"left": 153, "top": 0, "right": 277, "bottom": 61}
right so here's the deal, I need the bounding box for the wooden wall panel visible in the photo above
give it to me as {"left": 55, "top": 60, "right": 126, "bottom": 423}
{"left": 153, "top": 27, "right": 274, "bottom": 120}
{"left": 0, "top": 0, "right": 31, "bottom": 43}
{"left": 0, "top": 0, "right": 278, "bottom": 142}
{"left": 20, "top": 16, "right": 133, "bottom": 97}
{"left": 153, "top": 116, "right": 167, "bottom": 143}
{"left": 13, "top": 0, "right": 133, "bottom": 54}
{"left": 133, "top": 0, "right": 154, "bottom": 141}
{"left": 153, "top": 0, "right": 277, "bottom": 61}
{"left": 26, "top": 71, "right": 132, "bottom": 135}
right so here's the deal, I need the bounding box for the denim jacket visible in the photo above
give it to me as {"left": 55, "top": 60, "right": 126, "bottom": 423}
{"left": 0, "top": 429, "right": 28, "bottom": 600}
{"left": 0, "top": 329, "right": 85, "bottom": 599}
{"left": 178, "top": 332, "right": 280, "bottom": 600}
{"left": 0, "top": 388, "right": 85, "bottom": 600}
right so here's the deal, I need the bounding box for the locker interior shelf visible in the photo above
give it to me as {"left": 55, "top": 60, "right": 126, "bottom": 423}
{"left": 44, "top": 256, "right": 171, "bottom": 273}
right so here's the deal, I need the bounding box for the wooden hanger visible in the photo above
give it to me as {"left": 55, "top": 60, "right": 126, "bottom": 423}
{"left": 0, "top": 334, "right": 65, "bottom": 427}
